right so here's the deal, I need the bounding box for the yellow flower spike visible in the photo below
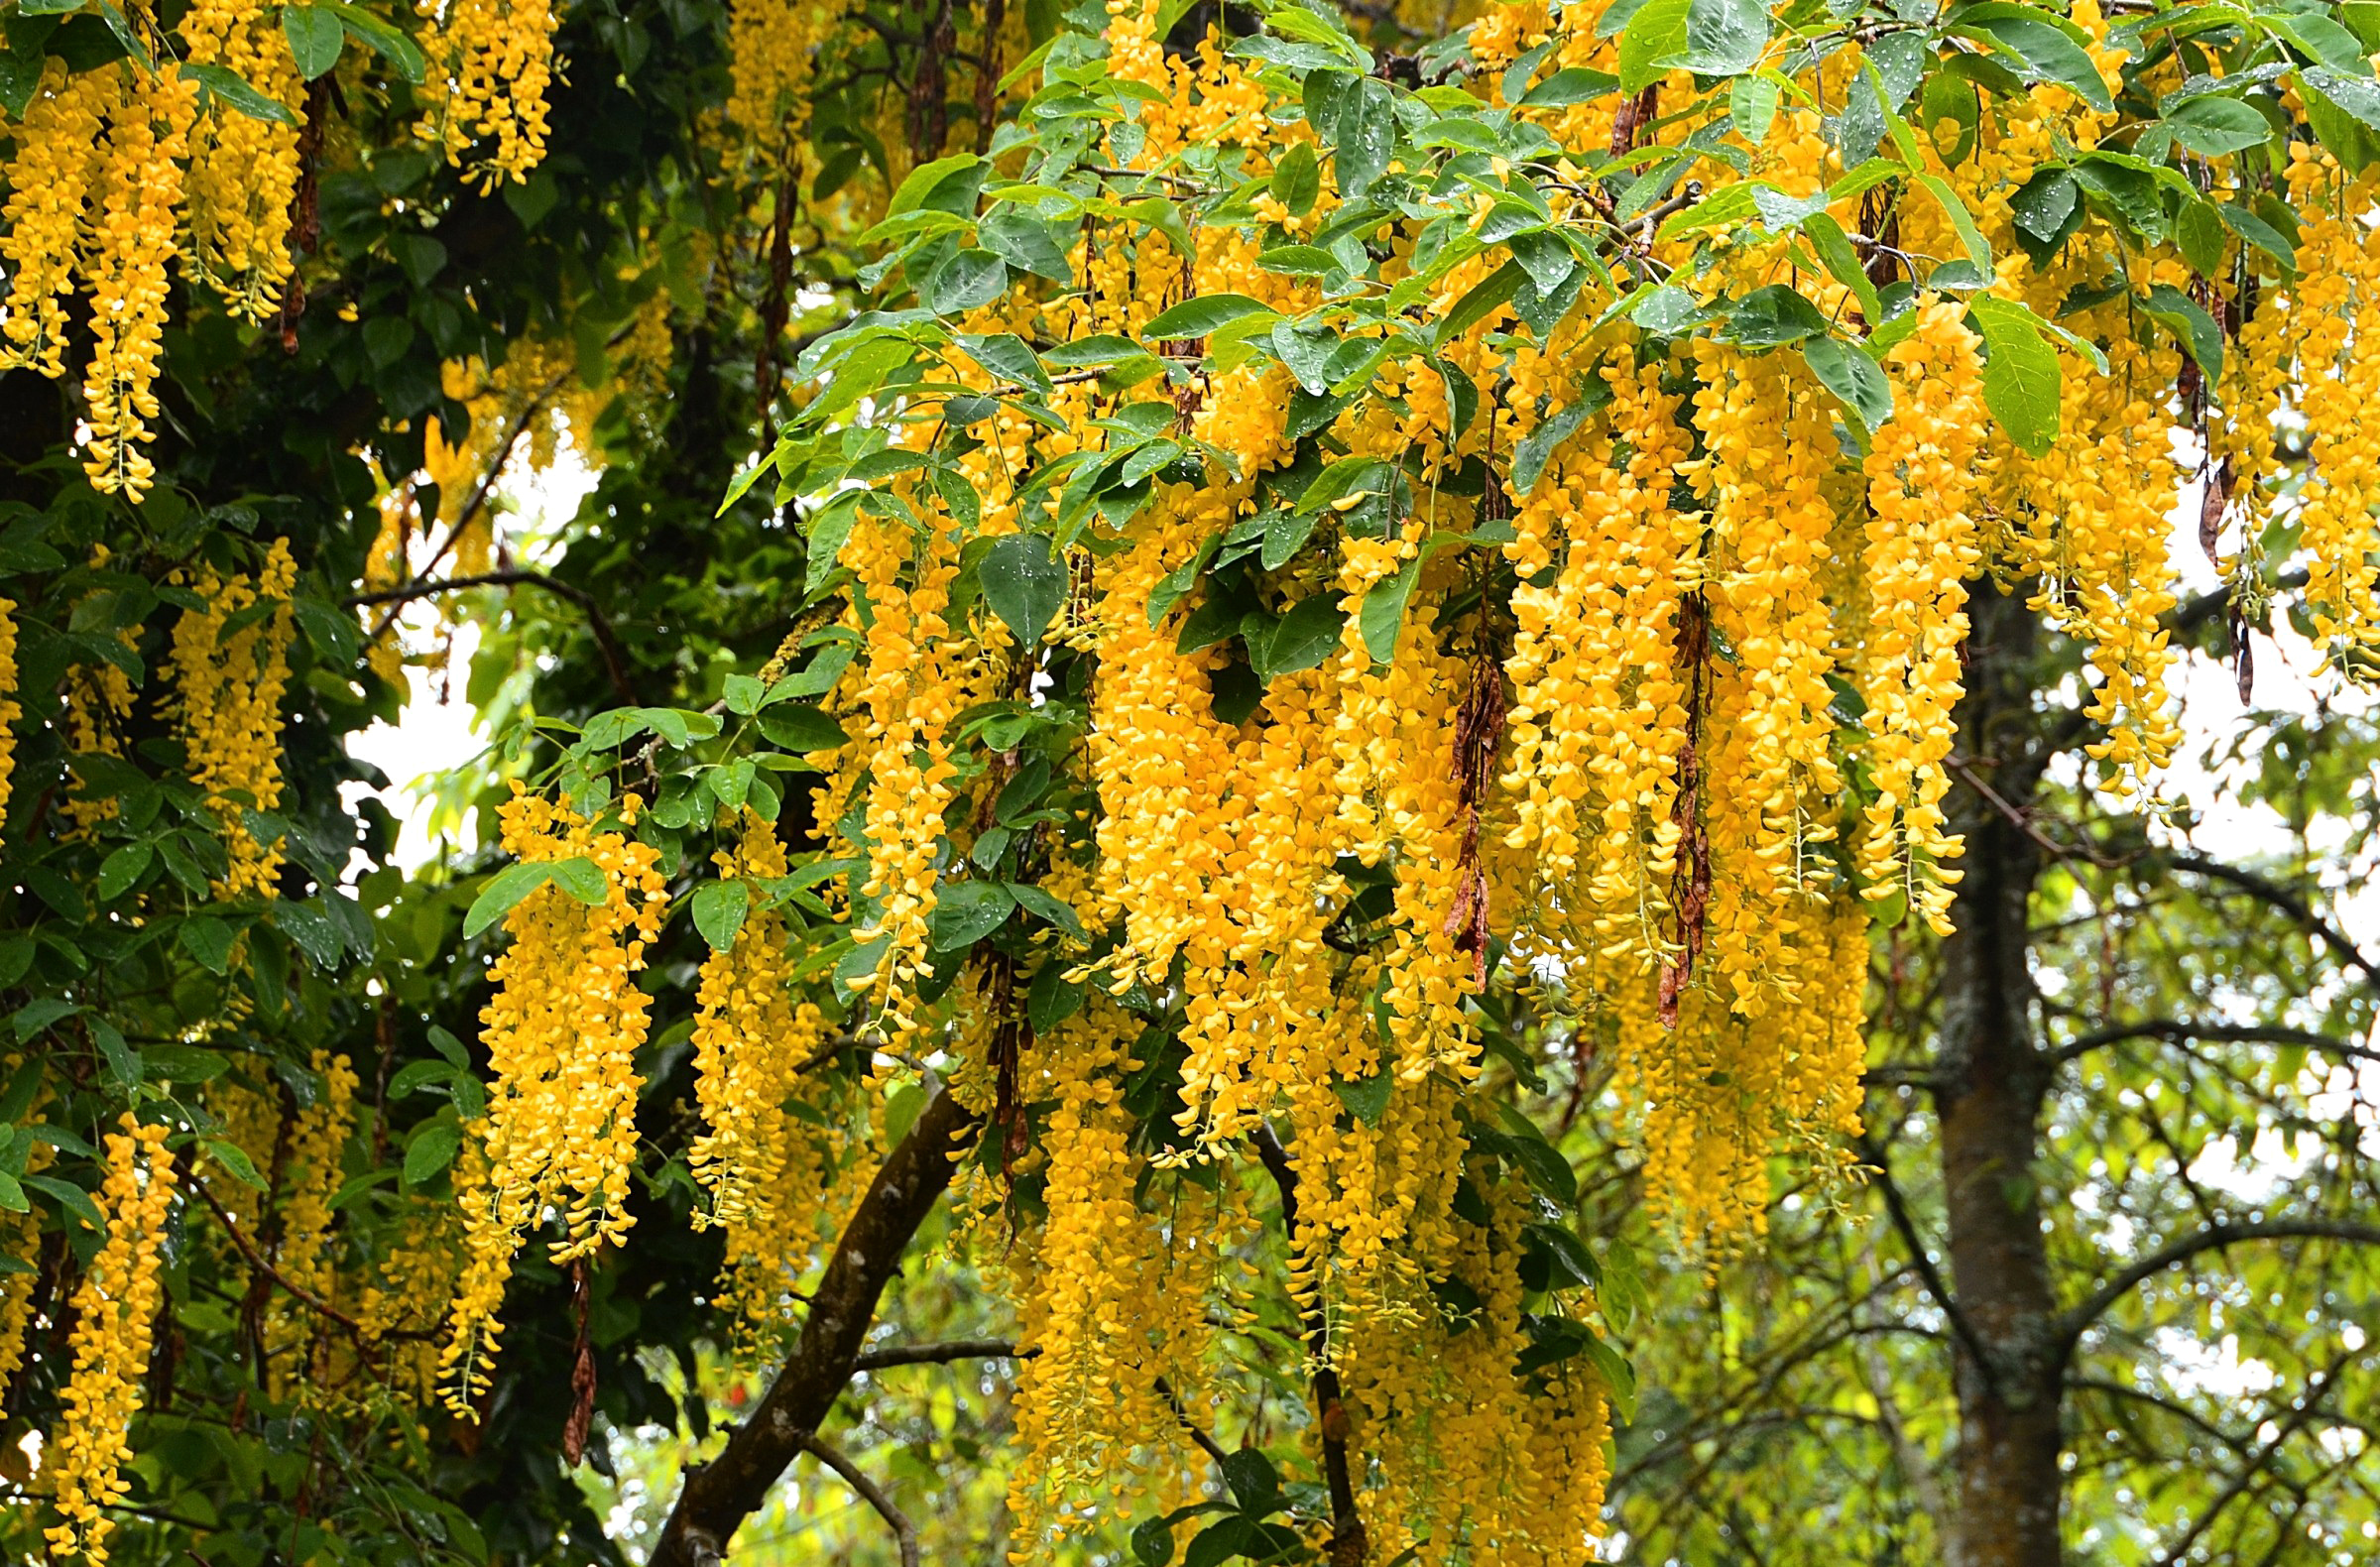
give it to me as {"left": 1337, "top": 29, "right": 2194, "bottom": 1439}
{"left": 44, "top": 1118, "right": 178, "bottom": 1567}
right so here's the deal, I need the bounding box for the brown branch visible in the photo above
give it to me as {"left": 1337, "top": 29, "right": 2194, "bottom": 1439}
{"left": 1251, "top": 1122, "right": 1368, "bottom": 1567}
{"left": 2163, "top": 851, "right": 2380, "bottom": 997}
{"left": 1857, "top": 1136, "right": 2001, "bottom": 1397}
{"left": 2151, "top": 1346, "right": 2357, "bottom": 1567}
{"left": 797, "top": 1434, "right": 918, "bottom": 1567}
{"left": 1156, "top": 1375, "right": 1233, "bottom": 1469}
{"left": 2048, "top": 1019, "right": 2368, "bottom": 1067}
{"left": 851, "top": 1339, "right": 1026, "bottom": 1373}
{"left": 347, "top": 569, "right": 638, "bottom": 705}
{"left": 191, "top": 1178, "right": 434, "bottom": 1346}
{"left": 2058, "top": 1221, "right": 2380, "bottom": 1350}
{"left": 648, "top": 1087, "right": 979, "bottom": 1567}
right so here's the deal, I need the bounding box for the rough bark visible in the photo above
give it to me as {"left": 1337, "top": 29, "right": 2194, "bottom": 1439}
{"left": 648, "top": 1088, "right": 978, "bottom": 1567}
{"left": 1938, "top": 589, "right": 2064, "bottom": 1567}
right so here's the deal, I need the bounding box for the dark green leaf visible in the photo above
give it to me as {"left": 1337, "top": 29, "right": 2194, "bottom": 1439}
{"left": 692, "top": 879, "right": 751, "bottom": 951}
{"left": 1801, "top": 336, "right": 1893, "bottom": 432}
{"left": 1143, "top": 294, "right": 1273, "bottom": 341}
{"left": 282, "top": 5, "right": 345, "bottom": 78}
{"left": 982, "top": 533, "right": 1068, "bottom": 648}
{"left": 1262, "top": 594, "right": 1345, "bottom": 678}
{"left": 180, "top": 61, "right": 297, "bottom": 125}
{"left": 463, "top": 861, "right": 554, "bottom": 940}
{"left": 404, "top": 1120, "right": 461, "bottom": 1186}
{"left": 930, "top": 882, "right": 1016, "bottom": 950}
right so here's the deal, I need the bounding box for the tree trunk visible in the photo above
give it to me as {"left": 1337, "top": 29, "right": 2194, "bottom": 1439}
{"left": 1937, "top": 589, "right": 2064, "bottom": 1567}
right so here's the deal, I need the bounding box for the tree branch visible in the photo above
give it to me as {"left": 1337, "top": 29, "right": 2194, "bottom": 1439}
{"left": 2048, "top": 1019, "right": 2364, "bottom": 1067}
{"left": 649, "top": 1088, "right": 979, "bottom": 1567}
{"left": 1857, "top": 1138, "right": 2001, "bottom": 1396}
{"left": 1251, "top": 1122, "right": 1368, "bottom": 1567}
{"left": 2164, "top": 851, "right": 2380, "bottom": 997}
{"left": 2059, "top": 1220, "right": 2380, "bottom": 1349}
{"left": 346, "top": 569, "right": 639, "bottom": 705}
{"left": 191, "top": 1177, "right": 435, "bottom": 1346}
{"left": 851, "top": 1338, "right": 1025, "bottom": 1373}
{"left": 2151, "top": 1345, "right": 2356, "bottom": 1567}
{"left": 797, "top": 1434, "right": 918, "bottom": 1567}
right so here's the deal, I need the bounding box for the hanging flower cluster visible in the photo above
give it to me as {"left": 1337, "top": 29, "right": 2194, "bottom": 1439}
{"left": 167, "top": 539, "right": 298, "bottom": 899}
{"left": 421, "top": 0, "right": 2380, "bottom": 1556}
{"left": 0, "top": 2, "right": 555, "bottom": 497}
{"left": 439, "top": 785, "right": 666, "bottom": 1413}
{"left": 44, "top": 1118, "right": 178, "bottom": 1567}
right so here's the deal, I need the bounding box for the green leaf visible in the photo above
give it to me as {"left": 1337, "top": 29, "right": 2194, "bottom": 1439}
{"left": 1270, "top": 142, "right": 1319, "bottom": 215}
{"left": 1011, "top": 884, "right": 1088, "bottom": 939}
{"left": 1964, "top": 295, "right": 2063, "bottom": 457}
{"left": 692, "top": 879, "right": 752, "bottom": 951}
{"left": 2218, "top": 201, "right": 2296, "bottom": 269}
{"left": 1358, "top": 560, "right": 1420, "bottom": 666}
{"left": 1513, "top": 398, "right": 1594, "bottom": 495}
{"left": 181, "top": 915, "right": 237, "bottom": 975}
{"left": 958, "top": 331, "right": 1049, "bottom": 393}
{"left": 2165, "top": 93, "right": 2271, "bottom": 156}
{"left": 1436, "top": 260, "right": 1526, "bottom": 346}
{"left": 143, "top": 1044, "right": 229, "bottom": 1084}
{"left": 1142, "top": 294, "right": 1273, "bottom": 341}
{"left": 888, "top": 153, "right": 984, "bottom": 216}
{"left": 1131, "top": 1515, "right": 1177, "bottom": 1567}
{"left": 1680, "top": 0, "right": 1768, "bottom": 75}
{"left": 1262, "top": 593, "right": 1345, "bottom": 678}
{"left": 1952, "top": 4, "right": 2113, "bottom": 112}
{"left": 982, "top": 534, "right": 1068, "bottom": 648}
{"left": 404, "top": 1120, "right": 462, "bottom": 1186}
{"left": 1333, "top": 1071, "right": 1391, "bottom": 1126}
{"left": 929, "top": 882, "right": 1016, "bottom": 950}
{"left": 282, "top": 5, "right": 345, "bottom": 78}
{"left": 1618, "top": 0, "right": 1692, "bottom": 93}
{"left": 1722, "top": 283, "right": 1829, "bottom": 347}
{"left": 547, "top": 856, "right": 609, "bottom": 905}
{"left": 205, "top": 1137, "right": 268, "bottom": 1189}
{"left": 463, "top": 861, "right": 554, "bottom": 940}
{"left": 2139, "top": 284, "right": 2222, "bottom": 379}
{"left": 320, "top": 1, "right": 425, "bottom": 81}
{"left": 1913, "top": 174, "right": 1995, "bottom": 280}
{"left": 0, "top": 1174, "right": 23, "bottom": 1216}
{"left": 96, "top": 842, "right": 153, "bottom": 902}
{"left": 1220, "top": 1447, "right": 1280, "bottom": 1513}
{"left": 1525, "top": 1221, "right": 1602, "bottom": 1288}
{"left": 1182, "top": 1517, "right": 1254, "bottom": 1567}
{"left": 179, "top": 61, "right": 298, "bottom": 126}
{"left": 1262, "top": 508, "right": 1319, "bottom": 570}
{"left": 24, "top": 1174, "right": 103, "bottom": 1232}
{"left": 761, "top": 706, "right": 852, "bottom": 753}
{"left": 1802, "top": 336, "right": 1893, "bottom": 432}
{"left": 1335, "top": 78, "right": 1396, "bottom": 196}
{"left": 925, "top": 249, "right": 1010, "bottom": 313}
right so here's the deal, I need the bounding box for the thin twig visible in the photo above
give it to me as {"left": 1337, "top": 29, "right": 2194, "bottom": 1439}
{"left": 797, "top": 1434, "right": 918, "bottom": 1567}
{"left": 191, "top": 1178, "right": 434, "bottom": 1345}
{"left": 851, "top": 1339, "right": 1029, "bottom": 1372}
{"left": 347, "top": 568, "right": 639, "bottom": 704}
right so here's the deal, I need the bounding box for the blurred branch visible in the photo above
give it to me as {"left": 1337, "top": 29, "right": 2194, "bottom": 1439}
{"left": 2060, "top": 1221, "right": 2380, "bottom": 1349}
{"left": 851, "top": 1339, "right": 1026, "bottom": 1372}
{"left": 2151, "top": 1345, "right": 2356, "bottom": 1567}
{"left": 797, "top": 1434, "right": 917, "bottom": 1567}
{"left": 2163, "top": 852, "right": 2380, "bottom": 997}
{"left": 1859, "top": 1137, "right": 2000, "bottom": 1395}
{"left": 2048, "top": 1019, "right": 2365, "bottom": 1067}
{"left": 347, "top": 569, "right": 639, "bottom": 705}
